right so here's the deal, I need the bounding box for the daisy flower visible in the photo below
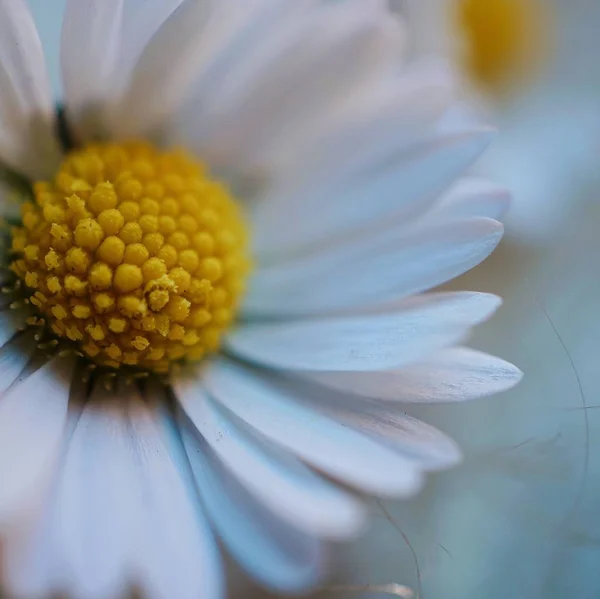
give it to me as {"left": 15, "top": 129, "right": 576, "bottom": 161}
{"left": 392, "top": 0, "right": 600, "bottom": 241}
{"left": 0, "top": 1, "right": 521, "bottom": 598}
{"left": 391, "top": 0, "right": 549, "bottom": 98}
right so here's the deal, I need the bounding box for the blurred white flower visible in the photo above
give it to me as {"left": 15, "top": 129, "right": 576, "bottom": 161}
{"left": 392, "top": 0, "right": 600, "bottom": 241}
{"left": 391, "top": 0, "right": 548, "bottom": 101}
{"left": 0, "top": 1, "right": 520, "bottom": 598}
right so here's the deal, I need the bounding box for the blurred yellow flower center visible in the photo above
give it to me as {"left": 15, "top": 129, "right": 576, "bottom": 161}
{"left": 10, "top": 141, "right": 251, "bottom": 373}
{"left": 456, "top": 0, "right": 546, "bottom": 89}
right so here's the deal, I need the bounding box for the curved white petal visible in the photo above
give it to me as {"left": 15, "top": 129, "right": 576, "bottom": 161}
{"left": 180, "top": 0, "right": 406, "bottom": 175}
{"left": 120, "top": 392, "right": 224, "bottom": 599}
{"left": 110, "top": 0, "right": 300, "bottom": 139}
{"left": 394, "top": 0, "right": 459, "bottom": 61}
{"left": 44, "top": 386, "right": 136, "bottom": 599}
{"left": 107, "top": 0, "right": 214, "bottom": 138}
{"left": 4, "top": 382, "right": 224, "bottom": 599}
{"left": 244, "top": 20, "right": 411, "bottom": 176}
{"left": 3, "top": 493, "right": 61, "bottom": 598}
{"left": 256, "top": 110, "right": 492, "bottom": 214}
{"left": 252, "top": 125, "right": 492, "bottom": 258}
{"left": 180, "top": 419, "right": 325, "bottom": 594}
{"left": 230, "top": 292, "right": 501, "bottom": 372}
{"left": 174, "top": 380, "right": 365, "bottom": 539}
{"left": 61, "top": 0, "right": 124, "bottom": 141}
{"left": 116, "top": 0, "right": 187, "bottom": 88}
{"left": 61, "top": 0, "right": 186, "bottom": 142}
{"left": 0, "top": 357, "right": 73, "bottom": 523}
{"left": 0, "top": 0, "right": 61, "bottom": 179}
{"left": 300, "top": 347, "right": 523, "bottom": 403}
{"left": 200, "top": 359, "right": 425, "bottom": 496}
{"left": 245, "top": 216, "right": 503, "bottom": 316}
{"left": 313, "top": 402, "right": 463, "bottom": 471}
{"left": 431, "top": 177, "right": 511, "bottom": 221}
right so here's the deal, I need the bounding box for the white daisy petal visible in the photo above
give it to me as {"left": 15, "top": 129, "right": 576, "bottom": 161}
{"left": 252, "top": 125, "right": 494, "bottom": 258}
{"left": 201, "top": 359, "right": 424, "bottom": 496}
{"left": 61, "top": 0, "right": 124, "bottom": 141}
{"left": 183, "top": 0, "right": 406, "bottom": 175}
{"left": 3, "top": 495, "right": 61, "bottom": 599}
{"left": 232, "top": 292, "right": 501, "bottom": 372}
{"left": 300, "top": 347, "right": 523, "bottom": 403}
{"left": 392, "top": 0, "right": 457, "bottom": 61}
{"left": 180, "top": 421, "right": 325, "bottom": 594}
{"left": 245, "top": 27, "right": 420, "bottom": 179}
{"left": 0, "top": 356, "right": 73, "bottom": 523}
{"left": 273, "top": 108, "right": 491, "bottom": 202}
{"left": 6, "top": 382, "right": 224, "bottom": 599}
{"left": 313, "top": 402, "right": 463, "bottom": 471}
{"left": 117, "top": 0, "right": 188, "bottom": 85}
{"left": 0, "top": 0, "right": 61, "bottom": 179}
{"left": 174, "top": 380, "right": 365, "bottom": 539}
{"left": 46, "top": 387, "right": 135, "bottom": 599}
{"left": 62, "top": 0, "right": 187, "bottom": 141}
{"left": 374, "top": 415, "right": 463, "bottom": 470}
{"left": 245, "top": 216, "right": 503, "bottom": 316}
{"left": 124, "top": 393, "right": 224, "bottom": 599}
{"left": 111, "top": 0, "right": 296, "bottom": 139}
{"left": 256, "top": 123, "right": 493, "bottom": 235}
{"left": 107, "top": 0, "right": 213, "bottom": 138}
{"left": 177, "top": 0, "right": 312, "bottom": 126}
{"left": 244, "top": 14, "right": 406, "bottom": 173}
{"left": 431, "top": 177, "right": 512, "bottom": 221}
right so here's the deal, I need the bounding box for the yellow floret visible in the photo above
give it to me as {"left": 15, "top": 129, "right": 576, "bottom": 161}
{"left": 97, "top": 208, "right": 125, "bottom": 235}
{"left": 96, "top": 236, "right": 126, "bottom": 266}
{"left": 74, "top": 218, "right": 104, "bottom": 251}
{"left": 123, "top": 243, "right": 149, "bottom": 266}
{"left": 114, "top": 264, "right": 143, "bottom": 293}
{"left": 89, "top": 263, "right": 113, "bottom": 289}
{"left": 72, "top": 304, "right": 91, "bottom": 319}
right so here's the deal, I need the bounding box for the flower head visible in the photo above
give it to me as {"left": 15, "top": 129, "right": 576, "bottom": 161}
{"left": 393, "top": 0, "right": 550, "bottom": 95}
{"left": 12, "top": 141, "right": 251, "bottom": 371}
{"left": 392, "top": 0, "right": 592, "bottom": 243}
{"left": 0, "top": 1, "right": 520, "bottom": 598}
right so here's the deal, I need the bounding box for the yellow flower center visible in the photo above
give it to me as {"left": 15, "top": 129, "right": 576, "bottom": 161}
{"left": 10, "top": 141, "right": 251, "bottom": 373}
{"left": 456, "top": 0, "right": 548, "bottom": 90}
